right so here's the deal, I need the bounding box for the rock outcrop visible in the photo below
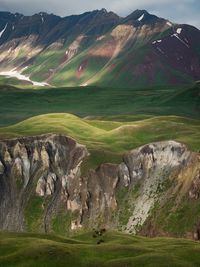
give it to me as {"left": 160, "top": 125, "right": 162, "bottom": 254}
{"left": 0, "top": 134, "right": 87, "bottom": 231}
{"left": 118, "top": 141, "right": 199, "bottom": 233}
{"left": 0, "top": 135, "right": 200, "bottom": 236}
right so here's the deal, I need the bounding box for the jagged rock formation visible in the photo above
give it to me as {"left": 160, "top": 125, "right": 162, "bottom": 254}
{"left": 118, "top": 141, "right": 200, "bottom": 233}
{"left": 0, "top": 134, "right": 200, "bottom": 237}
{"left": 0, "top": 134, "right": 87, "bottom": 231}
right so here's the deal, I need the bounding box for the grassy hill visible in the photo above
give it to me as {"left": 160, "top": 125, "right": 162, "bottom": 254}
{"left": 1, "top": 231, "right": 200, "bottom": 267}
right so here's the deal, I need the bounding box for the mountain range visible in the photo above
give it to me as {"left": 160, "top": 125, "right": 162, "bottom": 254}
{"left": 0, "top": 9, "right": 200, "bottom": 87}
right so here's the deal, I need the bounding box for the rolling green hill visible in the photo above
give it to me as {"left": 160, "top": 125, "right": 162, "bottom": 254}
{"left": 1, "top": 231, "right": 200, "bottom": 267}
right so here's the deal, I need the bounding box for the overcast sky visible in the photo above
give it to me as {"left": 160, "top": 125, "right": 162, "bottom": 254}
{"left": 0, "top": 0, "right": 199, "bottom": 29}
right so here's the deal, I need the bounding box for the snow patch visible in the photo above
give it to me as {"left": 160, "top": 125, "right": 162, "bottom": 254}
{"left": 152, "top": 39, "right": 162, "bottom": 44}
{"left": 138, "top": 14, "right": 144, "bottom": 22}
{"left": 166, "top": 21, "right": 172, "bottom": 27}
{"left": 176, "top": 28, "right": 182, "bottom": 34}
{"left": 0, "top": 23, "right": 8, "bottom": 38}
{"left": 0, "top": 69, "right": 49, "bottom": 87}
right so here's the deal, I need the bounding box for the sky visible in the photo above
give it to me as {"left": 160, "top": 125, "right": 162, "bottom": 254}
{"left": 0, "top": 0, "right": 199, "bottom": 29}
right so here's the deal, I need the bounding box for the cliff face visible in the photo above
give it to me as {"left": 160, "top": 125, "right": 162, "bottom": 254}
{"left": 0, "top": 134, "right": 87, "bottom": 232}
{"left": 118, "top": 141, "right": 200, "bottom": 234}
{"left": 0, "top": 134, "right": 200, "bottom": 237}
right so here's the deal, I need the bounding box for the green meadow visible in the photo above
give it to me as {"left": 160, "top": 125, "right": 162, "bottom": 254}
{"left": 1, "top": 231, "right": 200, "bottom": 267}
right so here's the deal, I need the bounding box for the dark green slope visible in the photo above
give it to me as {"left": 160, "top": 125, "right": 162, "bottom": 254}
{"left": 0, "top": 84, "right": 199, "bottom": 127}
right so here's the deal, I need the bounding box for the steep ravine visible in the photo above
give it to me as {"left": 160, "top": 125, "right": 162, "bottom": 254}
{"left": 0, "top": 134, "right": 200, "bottom": 238}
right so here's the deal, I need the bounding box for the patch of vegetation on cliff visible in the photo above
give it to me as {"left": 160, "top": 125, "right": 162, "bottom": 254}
{"left": 24, "top": 196, "right": 44, "bottom": 232}
{"left": 116, "top": 183, "right": 141, "bottom": 229}
{"left": 52, "top": 212, "right": 72, "bottom": 235}
{"left": 156, "top": 196, "right": 200, "bottom": 236}
{"left": 15, "top": 175, "right": 24, "bottom": 191}
{"left": 116, "top": 187, "right": 131, "bottom": 227}
{"left": 143, "top": 191, "right": 200, "bottom": 238}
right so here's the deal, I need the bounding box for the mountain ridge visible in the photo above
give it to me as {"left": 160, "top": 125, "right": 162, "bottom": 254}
{"left": 0, "top": 9, "right": 200, "bottom": 88}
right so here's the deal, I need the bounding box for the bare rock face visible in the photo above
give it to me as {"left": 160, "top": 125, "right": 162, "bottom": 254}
{"left": 0, "top": 134, "right": 87, "bottom": 231}
{"left": 0, "top": 135, "right": 199, "bottom": 236}
{"left": 118, "top": 141, "right": 198, "bottom": 233}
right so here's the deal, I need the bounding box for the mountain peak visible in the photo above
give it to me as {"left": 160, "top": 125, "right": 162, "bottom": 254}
{"left": 127, "top": 9, "right": 149, "bottom": 19}
{"left": 123, "top": 9, "right": 166, "bottom": 25}
{"left": 100, "top": 8, "right": 107, "bottom": 13}
{"left": 133, "top": 9, "right": 149, "bottom": 15}
{"left": 89, "top": 8, "right": 120, "bottom": 21}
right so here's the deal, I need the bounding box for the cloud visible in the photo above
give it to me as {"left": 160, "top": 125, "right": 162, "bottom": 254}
{"left": 0, "top": 0, "right": 199, "bottom": 28}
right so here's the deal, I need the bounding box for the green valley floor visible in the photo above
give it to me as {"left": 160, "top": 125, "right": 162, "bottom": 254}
{"left": 1, "top": 231, "right": 200, "bottom": 267}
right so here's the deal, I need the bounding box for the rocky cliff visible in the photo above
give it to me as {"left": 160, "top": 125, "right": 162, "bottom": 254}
{"left": 0, "top": 134, "right": 200, "bottom": 237}
{"left": 0, "top": 134, "right": 87, "bottom": 232}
